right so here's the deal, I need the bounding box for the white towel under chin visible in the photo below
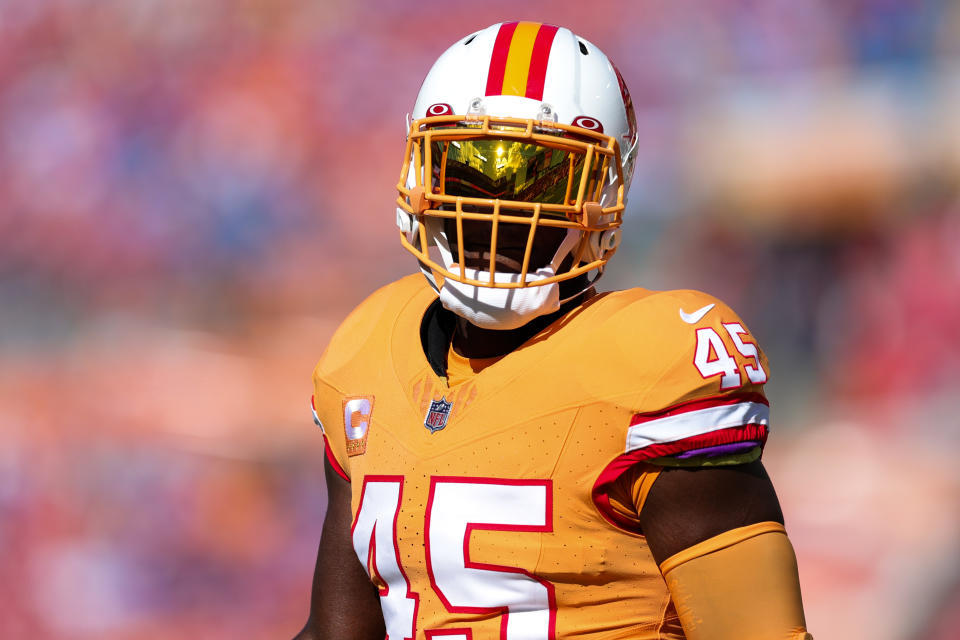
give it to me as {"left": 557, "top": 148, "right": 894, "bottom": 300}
{"left": 438, "top": 265, "right": 561, "bottom": 330}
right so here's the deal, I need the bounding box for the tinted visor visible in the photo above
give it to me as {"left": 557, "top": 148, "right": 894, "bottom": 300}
{"left": 427, "top": 138, "right": 606, "bottom": 215}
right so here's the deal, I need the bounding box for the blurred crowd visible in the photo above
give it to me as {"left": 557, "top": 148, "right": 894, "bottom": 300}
{"left": 1, "top": 1, "right": 959, "bottom": 638}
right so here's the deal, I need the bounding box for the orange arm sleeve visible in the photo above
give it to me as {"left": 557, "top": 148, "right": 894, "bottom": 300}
{"left": 660, "top": 522, "right": 813, "bottom": 640}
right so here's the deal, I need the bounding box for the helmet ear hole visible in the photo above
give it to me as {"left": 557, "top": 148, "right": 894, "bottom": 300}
{"left": 587, "top": 229, "right": 621, "bottom": 261}
{"left": 600, "top": 228, "right": 621, "bottom": 256}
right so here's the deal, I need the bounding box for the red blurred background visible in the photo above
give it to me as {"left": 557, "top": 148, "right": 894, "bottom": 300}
{"left": 1, "top": 1, "right": 959, "bottom": 638}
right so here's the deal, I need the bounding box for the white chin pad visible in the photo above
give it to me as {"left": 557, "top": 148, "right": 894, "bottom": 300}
{"left": 438, "top": 265, "right": 560, "bottom": 330}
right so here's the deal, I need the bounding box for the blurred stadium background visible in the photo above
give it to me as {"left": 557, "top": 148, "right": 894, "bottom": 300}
{"left": 1, "top": 0, "right": 958, "bottom": 638}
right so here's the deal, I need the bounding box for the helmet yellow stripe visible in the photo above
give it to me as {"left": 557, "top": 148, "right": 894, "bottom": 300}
{"left": 500, "top": 22, "right": 542, "bottom": 97}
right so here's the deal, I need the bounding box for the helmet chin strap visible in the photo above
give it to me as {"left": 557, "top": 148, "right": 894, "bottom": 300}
{"left": 433, "top": 227, "right": 587, "bottom": 331}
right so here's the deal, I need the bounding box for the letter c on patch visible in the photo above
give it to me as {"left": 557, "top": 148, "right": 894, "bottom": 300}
{"left": 344, "top": 398, "right": 372, "bottom": 440}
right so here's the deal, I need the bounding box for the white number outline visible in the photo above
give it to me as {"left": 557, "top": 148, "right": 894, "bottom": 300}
{"left": 693, "top": 325, "right": 768, "bottom": 388}
{"left": 352, "top": 476, "right": 557, "bottom": 640}
{"left": 694, "top": 327, "right": 741, "bottom": 389}
{"left": 352, "top": 476, "right": 420, "bottom": 640}
{"left": 723, "top": 322, "right": 768, "bottom": 384}
{"left": 424, "top": 477, "right": 556, "bottom": 640}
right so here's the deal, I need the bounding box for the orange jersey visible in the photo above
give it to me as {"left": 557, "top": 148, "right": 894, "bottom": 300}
{"left": 312, "top": 274, "right": 770, "bottom": 640}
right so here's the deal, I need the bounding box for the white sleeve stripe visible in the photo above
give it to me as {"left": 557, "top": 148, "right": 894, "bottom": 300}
{"left": 625, "top": 401, "right": 769, "bottom": 452}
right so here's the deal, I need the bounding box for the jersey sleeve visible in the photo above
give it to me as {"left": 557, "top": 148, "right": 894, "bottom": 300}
{"left": 306, "top": 275, "right": 432, "bottom": 484}
{"left": 592, "top": 290, "right": 771, "bottom": 532}
{"left": 307, "top": 285, "right": 390, "bottom": 483}
{"left": 623, "top": 290, "right": 771, "bottom": 463}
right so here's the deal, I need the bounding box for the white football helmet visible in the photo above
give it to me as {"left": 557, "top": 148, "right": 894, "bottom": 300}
{"left": 396, "top": 22, "right": 638, "bottom": 329}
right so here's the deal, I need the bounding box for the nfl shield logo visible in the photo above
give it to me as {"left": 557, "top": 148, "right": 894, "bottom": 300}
{"left": 424, "top": 397, "right": 453, "bottom": 433}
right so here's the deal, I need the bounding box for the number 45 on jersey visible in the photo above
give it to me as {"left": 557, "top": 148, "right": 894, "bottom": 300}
{"left": 693, "top": 323, "right": 767, "bottom": 389}
{"left": 353, "top": 476, "right": 555, "bottom": 640}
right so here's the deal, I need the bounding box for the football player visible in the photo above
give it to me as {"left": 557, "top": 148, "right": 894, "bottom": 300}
{"left": 296, "top": 22, "right": 811, "bottom": 640}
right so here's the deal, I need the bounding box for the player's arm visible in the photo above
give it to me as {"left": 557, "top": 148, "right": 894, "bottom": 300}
{"left": 638, "top": 460, "right": 811, "bottom": 640}
{"left": 293, "top": 456, "right": 385, "bottom": 640}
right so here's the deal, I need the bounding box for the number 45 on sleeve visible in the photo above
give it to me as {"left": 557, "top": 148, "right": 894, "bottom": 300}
{"left": 693, "top": 323, "right": 768, "bottom": 390}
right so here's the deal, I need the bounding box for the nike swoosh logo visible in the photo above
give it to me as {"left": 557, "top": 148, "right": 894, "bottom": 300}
{"left": 679, "top": 303, "right": 715, "bottom": 324}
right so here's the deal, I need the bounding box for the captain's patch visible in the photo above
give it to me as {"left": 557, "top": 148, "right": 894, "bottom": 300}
{"left": 343, "top": 395, "right": 375, "bottom": 456}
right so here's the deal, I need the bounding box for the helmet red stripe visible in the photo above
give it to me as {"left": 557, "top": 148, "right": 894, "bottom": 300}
{"left": 484, "top": 21, "right": 518, "bottom": 96}
{"left": 524, "top": 24, "right": 559, "bottom": 100}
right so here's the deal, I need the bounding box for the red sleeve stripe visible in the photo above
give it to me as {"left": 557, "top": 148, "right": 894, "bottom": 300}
{"left": 484, "top": 21, "right": 518, "bottom": 96}
{"left": 524, "top": 24, "right": 559, "bottom": 100}
{"left": 322, "top": 434, "right": 350, "bottom": 482}
{"left": 592, "top": 423, "right": 769, "bottom": 534}
{"left": 627, "top": 398, "right": 769, "bottom": 452}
